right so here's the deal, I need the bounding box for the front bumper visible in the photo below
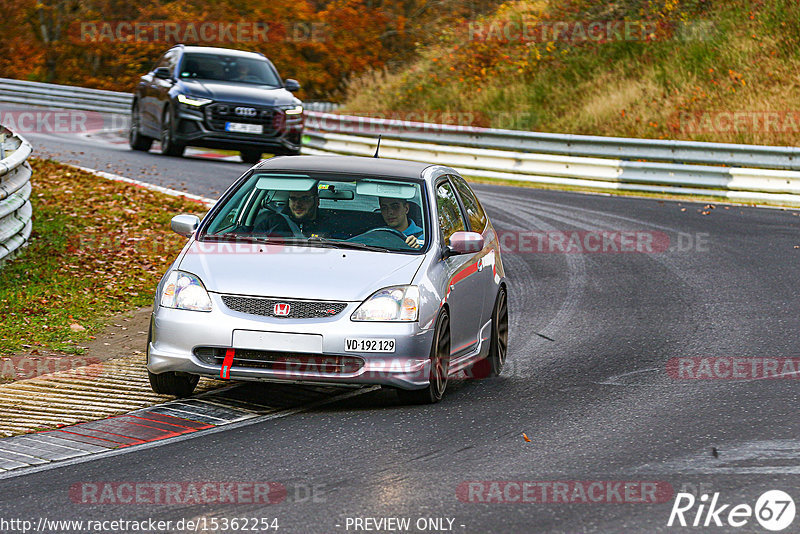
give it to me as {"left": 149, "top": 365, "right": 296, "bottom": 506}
{"left": 147, "top": 294, "right": 436, "bottom": 390}
{"left": 174, "top": 105, "right": 303, "bottom": 153}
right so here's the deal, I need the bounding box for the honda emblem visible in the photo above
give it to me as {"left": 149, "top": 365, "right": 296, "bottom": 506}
{"left": 273, "top": 303, "right": 291, "bottom": 316}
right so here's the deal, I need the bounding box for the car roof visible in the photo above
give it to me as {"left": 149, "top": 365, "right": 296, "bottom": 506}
{"left": 254, "top": 155, "right": 437, "bottom": 180}
{"left": 180, "top": 46, "right": 266, "bottom": 60}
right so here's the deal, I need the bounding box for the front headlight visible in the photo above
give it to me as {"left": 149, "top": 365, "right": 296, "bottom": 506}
{"left": 351, "top": 285, "right": 419, "bottom": 322}
{"left": 177, "top": 94, "right": 212, "bottom": 107}
{"left": 160, "top": 271, "right": 212, "bottom": 311}
{"left": 283, "top": 105, "right": 303, "bottom": 115}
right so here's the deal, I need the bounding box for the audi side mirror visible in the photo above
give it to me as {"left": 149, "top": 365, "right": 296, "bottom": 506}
{"left": 154, "top": 67, "right": 173, "bottom": 80}
{"left": 284, "top": 79, "right": 301, "bottom": 92}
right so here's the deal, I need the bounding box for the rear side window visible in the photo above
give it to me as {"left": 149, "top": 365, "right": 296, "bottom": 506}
{"left": 436, "top": 181, "right": 466, "bottom": 243}
{"left": 451, "top": 175, "right": 487, "bottom": 232}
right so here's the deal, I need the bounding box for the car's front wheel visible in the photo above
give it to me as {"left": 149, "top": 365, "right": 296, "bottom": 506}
{"left": 146, "top": 327, "right": 198, "bottom": 397}
{"left": 160, "top": 107, "right": 185, "bottom": 157}
{"left": 148, "top": 370, "right": 199, "bottom": 398}
{"left": 129, "top": 102, "right": 153, "bottom": 152}
{"left": 397, "top": 310, "right": 450, "bottom": 404}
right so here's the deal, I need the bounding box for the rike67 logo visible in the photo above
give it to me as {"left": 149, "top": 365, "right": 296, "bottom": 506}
{"left": 667, "top": 490, "right": 795, "bottom": 531}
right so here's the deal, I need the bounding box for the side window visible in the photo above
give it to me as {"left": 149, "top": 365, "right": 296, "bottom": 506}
{"left": 163, "top": 50, "right": 179, "bottom": 71}
{"left": 436, "top": 181, "right": 466, "bottom": 244}
{"left": 152, "top": 53, "right": 169, "bottom": 71}
{"left": 451, "top": 175, "right": 487, "bottom": 232}
{"left": 154, "top": 49, "right": 178, "bottom": 72}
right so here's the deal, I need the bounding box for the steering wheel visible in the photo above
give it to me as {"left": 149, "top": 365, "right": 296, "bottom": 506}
{"left": 349, "top": 227, "right": 411, "bottom": 244}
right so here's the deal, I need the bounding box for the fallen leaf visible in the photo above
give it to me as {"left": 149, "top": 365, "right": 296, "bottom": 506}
{"left": 522, "top": 433, "right": 531, "bottom": 442}
{"left": 70, "top": 323, "right": 86, "bottom": 332}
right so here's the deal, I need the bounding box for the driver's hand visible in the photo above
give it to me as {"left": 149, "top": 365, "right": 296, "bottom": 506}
{"left": 405, "top": 235, "right": 421, "bottom": 249}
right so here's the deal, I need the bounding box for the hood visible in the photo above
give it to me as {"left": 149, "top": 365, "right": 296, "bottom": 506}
{"left": 179, "top": 80, "right": 297, "bottom": 107}
{"left": 177, "top": 242, "right": 425, "bottom": 301}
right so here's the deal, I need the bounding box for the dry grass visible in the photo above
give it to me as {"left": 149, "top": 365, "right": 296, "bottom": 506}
{"left": 339, "top": 0, "right": 800, "bottom": 147}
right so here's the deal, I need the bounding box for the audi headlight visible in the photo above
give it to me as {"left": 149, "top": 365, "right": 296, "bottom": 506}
{"left": 283, "top": 105, "right": 303, "bottom": 115}
{"left": 178, "top": 94, "right": 212, "bottom": 107}
{"left": 160, "top": 271, "right": 212, "bottom": 311}
{"left": 351, "top": 286, "right": 419, "bottom": 322}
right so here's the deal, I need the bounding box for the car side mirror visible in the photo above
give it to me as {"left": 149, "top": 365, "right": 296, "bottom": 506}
{"left": 284, "top": 79, "right": 300, "bottom": 92}
{"left": 171, "top": 214, "right": 200, "bottom": 237}
{"left": 444, "top": 231, "right": 484, "bottom": 257}
{"left": 154, "top": 67, "right": 173, "bottom": 80}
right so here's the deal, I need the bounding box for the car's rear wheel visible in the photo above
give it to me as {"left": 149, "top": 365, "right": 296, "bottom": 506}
{"left": 129, "top": 102, "right": 153, "bottom": 152}
{"left": 240, "top": 150, "right": 263, "bottom": 164}
{"left": 160, "top": 107, "right": 185, "bottom": 157}
{"left": 397, "top": 310, "right": 450, "bottom": 404}
{"left": 469, "top": 287, "right": 508, "bottom": 379}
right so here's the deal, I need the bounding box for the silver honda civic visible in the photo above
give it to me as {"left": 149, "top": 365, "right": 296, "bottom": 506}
{"left": 147, "top": 155, "right": 508, "bottom": 403}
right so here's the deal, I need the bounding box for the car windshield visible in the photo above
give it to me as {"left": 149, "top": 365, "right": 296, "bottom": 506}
{"left": 178, "top": 54, "right": 281, "bottom": 86}
{"left": 201, "top": 172, "right": 428, "bottom": 253}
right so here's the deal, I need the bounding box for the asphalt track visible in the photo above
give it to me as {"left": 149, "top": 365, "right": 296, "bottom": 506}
{"left": 1, "top": 120, "right": 799, "bottom": 533}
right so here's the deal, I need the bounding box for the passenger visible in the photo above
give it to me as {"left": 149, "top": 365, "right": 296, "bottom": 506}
{"left": 255, "top": 186, "right": 332, "bottom": 238}
{"left": 379, "top": 197, "right": 424, "bottom": 248}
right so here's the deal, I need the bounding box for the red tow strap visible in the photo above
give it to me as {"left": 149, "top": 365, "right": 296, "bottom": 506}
{"left": 221, "top": 348, "right": 235, "bottom": 379}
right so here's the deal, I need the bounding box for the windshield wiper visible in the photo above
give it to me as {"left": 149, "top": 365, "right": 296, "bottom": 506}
{"left": 201, "top": 233, "right": 288, "bottom": 245}
{"left": 307, "top": 236, "right": 391, "bottom": 253}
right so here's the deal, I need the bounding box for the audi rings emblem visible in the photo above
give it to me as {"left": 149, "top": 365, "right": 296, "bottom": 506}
{"left": 235, "top": 107, "right": 257, "bottom": 117}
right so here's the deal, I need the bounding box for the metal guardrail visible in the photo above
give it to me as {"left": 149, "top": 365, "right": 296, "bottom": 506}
{"left": 0, "top": 127, "right": 33, "bottom": 265}
{"left": 2, "top": 77, "right": 800, "bottom": 205}
{"left": 0, "top": 78, "right": 132, "bottom": 114}
{"left": 304, "top": 113, "right": 800, "bottom": 206}
{"left": 305, "top": 112, "right": 800, "bottom": 170}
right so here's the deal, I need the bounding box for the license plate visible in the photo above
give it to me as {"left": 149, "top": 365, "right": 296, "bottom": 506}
{"left": 345, "top": 338, "right": 395, "bottom": 353}
{"left": 225, "top": 122, "right": 263, "bottom": 134}
{"left": 233, "top": 330, "right": 323, "bottom": 353}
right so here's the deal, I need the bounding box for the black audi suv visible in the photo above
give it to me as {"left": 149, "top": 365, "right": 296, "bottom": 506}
{"left": 129, "top": 45, "right": 303, "bottom": 163}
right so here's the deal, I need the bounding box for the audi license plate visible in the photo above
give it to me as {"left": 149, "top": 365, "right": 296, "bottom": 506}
{"left": 225, "top": 122, "right": 262, "bottom": 134}
{"left": 345, "top": 338, "right": 395, "bottom": 353}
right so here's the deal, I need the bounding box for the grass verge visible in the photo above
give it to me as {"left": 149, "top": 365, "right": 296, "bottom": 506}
{"left": 0, "top": 159, "right": 205, "bottom": 356}
{"left": 342, "top": 0, "right": 800, "bottom": 147}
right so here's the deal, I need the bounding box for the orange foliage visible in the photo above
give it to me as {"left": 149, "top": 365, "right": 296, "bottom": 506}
{"left": 0, "top": 0, "right": 502, "bottom": 99}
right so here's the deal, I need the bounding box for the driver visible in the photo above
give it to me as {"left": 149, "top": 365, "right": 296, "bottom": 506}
{"left": 379, "top": 197, "right": 424, "bottom": 249}
{"left": 233, "top": 62, "right": 256, "bottom": 82}
{"left": 255, "top": 185, "right": 333, "bottom": 238}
